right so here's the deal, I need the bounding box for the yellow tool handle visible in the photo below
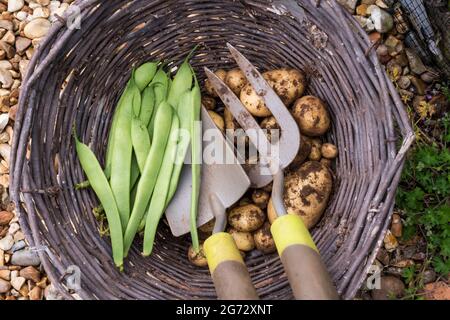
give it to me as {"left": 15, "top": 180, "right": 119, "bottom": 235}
{"left": 204, "top": 232, "right": 259, "bottom": 300}
{"left": 271, "top": 215, "right": 339, "bottom": 300}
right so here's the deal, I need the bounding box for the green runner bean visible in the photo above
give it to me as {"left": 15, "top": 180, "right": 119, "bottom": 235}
{"left": 123, "top": 102, "right": 173, "bottom": 254}
{"left": 74, "top": 134, "right": 124, "bottom": 268}
{"left": 143, "top": 114, "right": 180, "bottom": 256}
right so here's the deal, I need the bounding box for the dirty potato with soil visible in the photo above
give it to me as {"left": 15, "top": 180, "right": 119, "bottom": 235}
{"left": 228, "top": 204, "right": 265, "bottom": 232}
{"left": 268, "top": 161, "right": 333, "bottom": 229}
{"left": 226, "top": 69, "right": 247, "bottom": 96}
{"left": 228, "top": 227, "right": 255, "bottom": 252}
{"left": 292, "top": 96, "right": 330, "bottom": 136}
{"left": 253, "top": 222, "right": 276, "bottom": 254}
{"left": 188, "top": 244, "right": 208, "bottom": 267}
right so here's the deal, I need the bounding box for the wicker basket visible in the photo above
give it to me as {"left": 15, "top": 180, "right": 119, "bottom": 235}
{"left": 10, "top": 0, "right": 414, "bottom": 300}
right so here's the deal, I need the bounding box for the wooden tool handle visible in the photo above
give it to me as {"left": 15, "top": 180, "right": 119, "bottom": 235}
{"left": 271, "top": 215, "right": 339, "bottom": 300}
{"left": 204, "top": 232, "right": 259, "bottom": 300}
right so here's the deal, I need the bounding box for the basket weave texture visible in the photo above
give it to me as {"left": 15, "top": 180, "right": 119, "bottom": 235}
{"left": 10, "top": 0, "right": 414, "bottom": 300}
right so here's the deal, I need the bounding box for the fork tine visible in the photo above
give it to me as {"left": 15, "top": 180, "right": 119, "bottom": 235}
{"left": 226, "top": 43, "right": 300, "bottom": 168}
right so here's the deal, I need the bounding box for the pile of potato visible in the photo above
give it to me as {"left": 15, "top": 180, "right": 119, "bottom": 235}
{"left": 188, "top": 67, "right": 339, "bottom": 267}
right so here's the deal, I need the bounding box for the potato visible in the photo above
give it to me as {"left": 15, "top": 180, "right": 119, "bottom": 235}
{"left": 228, "top": 227, "right": 255, "bottom": 252}
{"left": 289, "top": 135, "right": 312, "bottom": 169}
{"left": 268, "top": 161, "right": 332, "bottom": 229}
{"left": 253, "top": 222, "right": 276, "bottom": 254}
{"left": 225, "top": 68, "right": 247, "bottom": 96}
{"left": 224, "top": 107, "right": 237, "bottom": 131}
{"left": 308, "top": 145, "right": 321, "bottom": 161}
{"left": 263, "top": 68, "right": 306, "bottom": 106}
{"left": 321, "top": 143, "right": 338, "bottom": 159}
{"left": 252, "top": 189, "right": 270, "bottom": 209}
{"left": 320, "top": 158, "right": 332, "bottom": 168}
{"left": 260, "top": 116, "right": 279, "bottom": 131}
{"left": 228, "top": 204, "right": 265, "bottom": 232}
{"left": 267, "top": 198, "right": 277, "bottom": 224}
{"left": 205, "top": 69, "right": 227, "bottom": 97}
{"left": 292, "top": 96, "right": 330, "bottom": 136}
{"left": 188, "top": 244, "right": 208, "bottom": 267}
{"left": 199, "top": 218, "right": 215, "bottom": 234}
{"left": 240, "top": 81, "right": 274, "bottom": 117}
{"left": 202, "top": 96, "right": 216, "bottom": 110}
{"left": 260, "top": 116, "right": 280, "bottom": 143}
{"left": 208, "top": 110, "right": 225, "bottom": 132}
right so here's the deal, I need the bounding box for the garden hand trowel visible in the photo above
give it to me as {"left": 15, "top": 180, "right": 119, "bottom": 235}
{"left": 165, "top": 106, "right": 258, "bottom": 300}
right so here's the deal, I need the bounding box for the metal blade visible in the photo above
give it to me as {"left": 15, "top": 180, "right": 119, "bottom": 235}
{"left": 204, "top": 67, "right": 275, "bottom": 188}
{"left": 227, "top": 43, "right": 300, "bottom": 169}
{"left": 165, "top": 107, "right": 250, "bottom": 237}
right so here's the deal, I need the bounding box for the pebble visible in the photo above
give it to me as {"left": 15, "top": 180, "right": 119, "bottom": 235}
{"left": 44, "top": 284, "right": 63, "bottom": 300}
{"left": 0, "top": 249, "right": 4, "bottom": 266}
{"left": 384, "top": 35, "right": 403, "bottom": 56}
{"left": 420, "top": 71, "right": 439, "bottom": 84}
{"left": 370, "top": 6, "right": 393, "bottom": 33}
{"left": 376, "top": 44, "right": 391, "bottom": 64}
{"left": 0, "top": 20, "right": 14, "bottom": 31}
{"left": 33, "top": 7, "right": 51, "bottom": 19}
{"left": 337, "top": 0, "right": 358, "bottom": 13}
{"left": 422, "top": 270, "right": 436, "bottom": 285}
{"left": 7, "top": 0, "right": 25, "bottom": 13}
{"left": 0, "top": 234, "right": 14, "bottom": 251}
{"left": 356, "top": 4, "right": 369, "bottom": 16}
{"left": 405, "top": 49, "right": 427, "bottom": 75}
{"left": 0, "top": 278, "right": 11, "bottom": 293}
{"left": 376, "top": 247, "right": 390, "bottom": 266}
{"left": 0, "top": 68, "right": 13, "bottom": 89}
{"left": 0, "top": 210, "right": 13, "bottom": 225}
{"left": 0, "top": 269, "right": 10, "bottom": 280}
{"left": 29, "top": 285, "right": 42, "bottom": 300}
{"left": 371, "top": 276, "right": 405, "bottom": 300}
{"left": 15, "top": 36, "right": 31, "bottom": 53}
{"left": 423, "top": 282, "right": 450, "bottom": 300}
{"left": 23, "top": 18, "right": 51, "bottom": 39}
{"left": 8, "top": 222, "right": 20, "bottom": 235}
{"left": 15, "top": 11, "right": 28, "bottom": 21}
{"left": 375, "top": 0, "right": 388, "bottom": 9}
{"left": 0, "top": 143, "right": 11, "bottom": 163}
{"left": 397, "top": 76, "right": 411, "bottom": 89}
{"left": 19, "top": 266, "right": 41, "bottom": 283}
{"left": 390, "top": 213, "right": 403, "bottom": 237}
{"left": 10, "top": 249, "right": 41, "bottom": 266}
{"left": 383, "top": 230, "right": 398, "bottom": 252}
{"left": 13, "top": 231, "right": 25, "bottom": 242}
{"left": 37, "top": 0, "right": 51, "bottom": 6}
{"left": 10, "top": 240, "right": 26, "bottom": 252}
{"left": 392, "top": 259, "right": 414, "bottom": 268}
{"left": 410, "top": 76, "right": 427, "bottom": 95}
{"left": 10, "top": 275, "right": 25, "bottom": 291}
{"left": 354, "top": 16, "right": 375, "bottom": 32}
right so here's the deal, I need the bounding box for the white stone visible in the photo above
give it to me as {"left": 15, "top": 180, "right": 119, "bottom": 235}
{"left": 0, "top": 113, "right": 9, "bottom": 133}
{"left": 28, "top": 2, "right": 42, "bottom": 10}
{"left": 15, "top": 11, "right": 29, "bottom": 21}
{"left": 33, "top": 6, "right": 50, "bottom": 19}
{"left": 0, "top": 234, "right": 14, "bottom": 251}
{"left": 24, "top": 18, "right": 51, "bottom": 39}
{"left": 0, "top": 61, "right": 13, "bottom": 70}
{"left": 370, "top": 6, "right": 393, "bottom": 33}
{"left": 8, "top": 0, "right": 25, "bottom": 13}
{"left": 0, "top": 68, "right": 13, "bottom": 89}
{"left": 10, "top": 276, "right": 26, "bottom": 291}
{"left": 8, "top": 222, "right": 20, "bottom": 235}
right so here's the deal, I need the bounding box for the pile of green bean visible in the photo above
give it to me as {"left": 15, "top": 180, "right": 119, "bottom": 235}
{"left": 74, "top": 55, "right": 202, "bottom": 268}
